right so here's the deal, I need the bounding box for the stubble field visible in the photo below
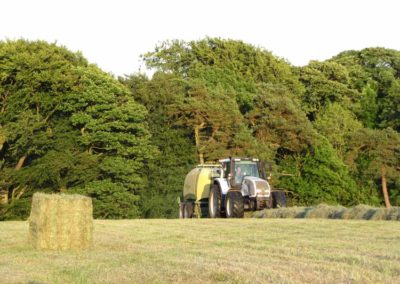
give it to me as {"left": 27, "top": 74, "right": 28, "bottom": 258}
{"left": 1, "top": 219, "right": 399, "bottom": 283}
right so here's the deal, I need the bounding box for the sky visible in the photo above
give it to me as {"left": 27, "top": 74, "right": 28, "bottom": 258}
{"left": 1, "top": 0, "right": 399, "bottom": 77}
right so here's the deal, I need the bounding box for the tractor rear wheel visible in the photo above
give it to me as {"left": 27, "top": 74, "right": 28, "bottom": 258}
{"left": 272, "top": 191, "right": 287, "bottom": 208}
{"left": 225, "top": 191, "right": 244, "bottom": 218}
{"left": 209, "top": 184, "right": 222, "bottom": 218}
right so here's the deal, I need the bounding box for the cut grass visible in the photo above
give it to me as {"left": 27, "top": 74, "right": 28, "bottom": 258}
{"left": 0, "top": 219, "right": 400, "bottom": 283}
{"left": 253, "top": 204, "right": 400, "bottom": 220}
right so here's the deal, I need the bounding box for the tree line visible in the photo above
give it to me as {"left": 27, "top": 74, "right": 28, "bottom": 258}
{"left": 0, "top": 38, "right": 399, "bottom": 219}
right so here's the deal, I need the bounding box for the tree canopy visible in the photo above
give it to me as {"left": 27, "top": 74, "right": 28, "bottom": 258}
{"left": 0, "top": 40, "right": 155, "bottom": 219}
{"left": 1, "top": 38, "right": 400, "bottom": 219}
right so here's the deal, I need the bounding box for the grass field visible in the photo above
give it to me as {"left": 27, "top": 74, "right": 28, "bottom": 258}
{"left": 1, "top": 219, "right": 400, "bottom": 284}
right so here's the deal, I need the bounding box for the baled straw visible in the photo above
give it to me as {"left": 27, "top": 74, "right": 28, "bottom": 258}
{"left": 29, "top": 193, "right": 93, "bottom": 250}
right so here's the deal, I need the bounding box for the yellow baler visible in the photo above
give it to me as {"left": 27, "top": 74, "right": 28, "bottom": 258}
{"left": 180, "top": 164, "right": 221, "bottom": 218}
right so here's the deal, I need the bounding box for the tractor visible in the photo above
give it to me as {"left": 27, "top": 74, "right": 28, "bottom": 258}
{"left": 180, "top": 157, "right": 287, "bottom": 218}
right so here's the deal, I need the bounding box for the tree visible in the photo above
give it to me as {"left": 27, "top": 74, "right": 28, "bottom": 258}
{"left": 359, "top": 83, "right": 378, "bottom": 128}
{"left": 299, "top": 61, "right": 360, "bottom": 120}
{"left": 278, "top": 138, "right": 361, "bottom": 206}
{"left": 121, "top": 72, "right": 197, "bottom": 218}
{"left": 313, "top": 103, "right": 363, "bottom": 157}
{"left": 247, "top": 83, "right": 316, "bottom": 158}
{"left": 0, "top": 40, "right": 87, "bottom": 218}
{"left": 331, "top": 47, "right": 400, "bottom": 130}
{"left": 345, "top": 128, "right": 400, "bottom": 207}
{"left": 143, "top": 38, "right": 304, "bottom": 113}
{"left": 0, "top": 40, "right": 155, "bottom": 219}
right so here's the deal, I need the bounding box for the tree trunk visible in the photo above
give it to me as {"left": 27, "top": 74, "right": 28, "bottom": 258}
{"left": 0, "top": 188, "right": 8, "bottom": 205}
{"left": 198, "top": 152, "right": 204, "bottom": 165}
{"left": 194, "top": 124, "right": 205, "bottom": 164}
{"left": 1, "top": 156, "right": 28, "bottom": 205}
{"left": 15, "top": 155, "right": 27, "bottom": 170}
{"left": 381, "top": 165, "right": 391, "bottom": 209}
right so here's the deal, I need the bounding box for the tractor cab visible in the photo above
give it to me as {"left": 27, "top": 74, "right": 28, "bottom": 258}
{"left": 220, "top": 157, "right": 264, "bottom": 188}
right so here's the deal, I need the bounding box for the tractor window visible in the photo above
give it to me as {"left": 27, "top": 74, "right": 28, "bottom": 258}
{"left": 234, "top": 161, "right": 259, "bottom": 184}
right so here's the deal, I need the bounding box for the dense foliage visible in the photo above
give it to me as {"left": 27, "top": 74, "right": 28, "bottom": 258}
{"left": 0, "top": 40, "right": 155, "bottom": 219}
{"left": 1, "top": 38, "right": 399, "bottom": 219}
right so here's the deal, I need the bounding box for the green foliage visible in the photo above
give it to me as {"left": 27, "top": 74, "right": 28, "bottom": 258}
{"left": 2, "top": 38, "right": 400, "bottom": 219}
{"left": 0, "top": 40, "right": 155, "bottom": 219}
{"left": 359, "top": 84, "right": 378, "bottom": 128}
{"left": 121, "top": 73, "right": 197, "bottom": 218}
{"left": 278, "top": 138, "right": 361, "bottom": 206}
{"left": 247, "top": 83, "right": 316, "bottom": 156}
{"left": 144, "top": 38, "right": 304, "bottom": 112}
{"left": 331, "top": 47, "right": 400, "bottom": 131}
{"left": 345, "top": 127, "right": 400, "bottom": 206}
{"left": 314, "top": 103, "right": 363, "bottom": 157}
{"left": 299, "top": 61, "right": 360, "bottom": 119}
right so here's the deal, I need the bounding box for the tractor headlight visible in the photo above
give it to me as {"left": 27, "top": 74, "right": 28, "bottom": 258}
{"left": 255, "top": 180, "right": 271, "bottom": 197}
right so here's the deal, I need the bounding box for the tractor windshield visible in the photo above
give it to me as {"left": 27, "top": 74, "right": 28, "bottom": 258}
{"left": 234, "top": 161, "right": 259, "bottom": 184}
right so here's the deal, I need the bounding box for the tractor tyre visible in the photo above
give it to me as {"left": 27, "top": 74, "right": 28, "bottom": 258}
{"left": 209, "top": 184, "right": 222, "bottom": 218}
{"left": 184, "top": 202, "right": 193, "bottom": 218}
{"left": 272, "top": 191, "right": 287, "bottom": 208}
{"left": 266, "top": 196, "right": 273, "bottom": 209}
{"left": 225, "top": 191, "right": 244, "bottom": 218}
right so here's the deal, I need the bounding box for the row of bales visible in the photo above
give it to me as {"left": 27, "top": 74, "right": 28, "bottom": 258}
{"left": 254, "top": 204, "right": 400, "bottom": 220}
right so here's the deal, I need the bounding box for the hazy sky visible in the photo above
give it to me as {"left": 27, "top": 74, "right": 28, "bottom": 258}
{"left": 1, "top": 0, "right": 399, "bottom": 76}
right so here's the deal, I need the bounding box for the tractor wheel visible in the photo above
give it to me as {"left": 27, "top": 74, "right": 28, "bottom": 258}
{"left": 272, "top": 191, "right": 287, "bottom": 208}
{"left": 209, "top": 184, "right": 222, "bottom": 218}
{"left": 266, "top": 196, "right": 273, "bottom": 209}
{"left": 225, "top": 191, "right": 244, "bottom": 218}
{"left": 184, "top": 202, "right": 193, "bottom": 218}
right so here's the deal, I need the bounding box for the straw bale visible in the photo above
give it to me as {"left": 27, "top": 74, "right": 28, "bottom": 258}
{"left": 29, "top": 193, "right": 93, "bottom": 250}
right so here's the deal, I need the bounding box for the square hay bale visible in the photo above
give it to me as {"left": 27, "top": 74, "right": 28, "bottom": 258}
{"left": 29, "top": 193, "right": 93, "bottom": 250}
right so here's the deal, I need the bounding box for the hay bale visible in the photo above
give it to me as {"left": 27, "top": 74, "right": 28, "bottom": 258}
{"left": 29, "top": 193, "right": 93, "bottom": 250}
{"left": 304, "top": 204, "right": 346, "bottom": 219}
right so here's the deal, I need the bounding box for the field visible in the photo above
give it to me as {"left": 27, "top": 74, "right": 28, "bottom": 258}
{"left": 1, "top": 219, "right": 400, "bottom": 283}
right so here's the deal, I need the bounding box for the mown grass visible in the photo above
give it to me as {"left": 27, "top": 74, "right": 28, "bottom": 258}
{"left": 1, "top": 219, "right": 400, "bottom": 283}
{"left": 253, "top": 204, "right": 400, "bottom": 220}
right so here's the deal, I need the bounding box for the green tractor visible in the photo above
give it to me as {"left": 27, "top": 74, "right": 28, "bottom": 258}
{"left": 180, "top": 157, "right": 287, "bottom": 218}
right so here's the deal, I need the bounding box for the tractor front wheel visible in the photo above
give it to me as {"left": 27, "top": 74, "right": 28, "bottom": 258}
{"left": 209, "top": 184, "right": 222, "bottom": 218}
{"left": 225, "top": 191, "right": 244, "bottom": 218}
